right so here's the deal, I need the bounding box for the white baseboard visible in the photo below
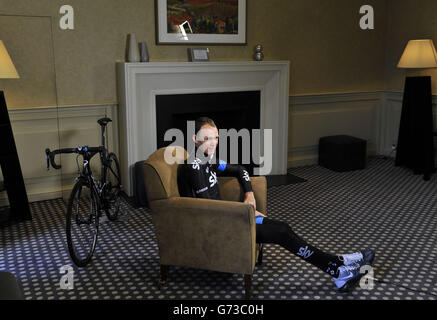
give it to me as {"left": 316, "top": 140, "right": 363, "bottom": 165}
{"left": 288, "top": 145, "right": 378, "bottom": 168}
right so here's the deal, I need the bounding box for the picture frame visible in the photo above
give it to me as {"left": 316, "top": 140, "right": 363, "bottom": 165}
{"left": 155, "top": 0, "right": 247, "bottom": 45}
{"left": 188, "top": 47, "right": 210, "bottom": 62}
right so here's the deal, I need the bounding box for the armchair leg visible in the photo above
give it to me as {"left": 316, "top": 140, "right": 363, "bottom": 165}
{"left": 244, "top": 274, "right": 252, "bottom": 300}
{"left": 256, "top": 244, "right": 263, "bottom": 266}
{"left": 157, "top": 264, "right": 168, "bottom": 289}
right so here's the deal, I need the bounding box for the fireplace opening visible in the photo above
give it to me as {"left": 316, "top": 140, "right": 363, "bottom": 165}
{"left": 156, "top": 91, "right": 261, "bottom": 175}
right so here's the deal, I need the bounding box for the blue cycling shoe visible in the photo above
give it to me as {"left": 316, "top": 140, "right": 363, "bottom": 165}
{"left": 340, "top": 249, "right": 375, "bottom": 266}
{"left": 334, "top": 249, "right": 375, "bottom": 292}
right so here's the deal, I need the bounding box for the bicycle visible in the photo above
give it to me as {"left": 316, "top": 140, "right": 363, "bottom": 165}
{"left": 45, "top": 117, "right": 122, "bottom": 267}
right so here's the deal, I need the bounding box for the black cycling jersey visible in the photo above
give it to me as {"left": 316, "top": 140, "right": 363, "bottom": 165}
{"left": 177, "top": 150, "right": 252, "bottom": 200}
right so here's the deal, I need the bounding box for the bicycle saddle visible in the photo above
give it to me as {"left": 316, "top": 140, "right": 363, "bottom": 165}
{"left": 97, "top": 117, "right": 112, "bottom": 126}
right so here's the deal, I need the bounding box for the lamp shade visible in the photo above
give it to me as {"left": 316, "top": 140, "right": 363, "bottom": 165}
{"left": 397, "top": 39, "right": 437, "bottom": 69}
{"left": 0, "top": 40, "right": 19, "bottom": 79}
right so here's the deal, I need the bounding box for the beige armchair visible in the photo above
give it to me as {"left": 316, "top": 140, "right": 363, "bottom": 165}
{"left": 142, "top": 146, "right": 267, "bottom": 299}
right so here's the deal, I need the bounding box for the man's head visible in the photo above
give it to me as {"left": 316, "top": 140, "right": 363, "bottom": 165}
{"left": 193, "top": 117, "right": 219, "bottom": 156}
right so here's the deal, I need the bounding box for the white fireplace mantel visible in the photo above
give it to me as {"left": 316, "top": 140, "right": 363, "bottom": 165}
{"left": 116, "top": 61, "right": 290, "bottom": 196}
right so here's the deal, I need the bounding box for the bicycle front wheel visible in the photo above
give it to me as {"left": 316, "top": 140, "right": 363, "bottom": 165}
{"left": 66, "top": 180, "right": 99, "bottom": 267}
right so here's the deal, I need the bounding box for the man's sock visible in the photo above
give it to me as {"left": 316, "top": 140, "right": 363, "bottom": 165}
{"left": 256, "top": 218, "right": 347, "bottom": 277}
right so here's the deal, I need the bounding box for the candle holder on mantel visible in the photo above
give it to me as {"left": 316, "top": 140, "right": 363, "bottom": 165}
{"left": 253, "top": 44, "right": 264, "bottom": 61}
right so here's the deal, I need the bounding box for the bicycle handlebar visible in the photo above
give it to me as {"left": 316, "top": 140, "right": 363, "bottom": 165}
{"left": 45, "top": 146, "right": 104, "bottom": 170}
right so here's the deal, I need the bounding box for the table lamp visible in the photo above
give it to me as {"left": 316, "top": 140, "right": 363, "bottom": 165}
{"left": 0, "top": 40, "right": 32, "bottom": 225}
{"left": 398, "top": 39, "right": 437, "bottom": 69}
{"left": 395, "top": 39, "right": 437, "bottom": 180}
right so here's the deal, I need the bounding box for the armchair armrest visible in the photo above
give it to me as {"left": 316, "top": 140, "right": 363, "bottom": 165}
{"left": 218, "top": 176, "right": 267, "bottom": 215}
{"left": 149, "top": 197, "right": 257, "bottom": 275}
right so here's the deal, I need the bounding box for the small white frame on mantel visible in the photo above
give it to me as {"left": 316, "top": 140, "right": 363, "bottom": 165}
{"left": 116, "top": 61, "right": 290, "bottom": 196}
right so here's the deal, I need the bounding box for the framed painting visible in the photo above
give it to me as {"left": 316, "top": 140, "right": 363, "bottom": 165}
{"left": 155, "top": 0, "right": 247, "bottom": 45}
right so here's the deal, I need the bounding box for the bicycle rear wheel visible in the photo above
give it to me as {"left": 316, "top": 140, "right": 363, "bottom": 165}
{"left": 66, "top": 180, "right": 99, "bottom": 267}
{"left": 104, "top": 152, "right": 121, "bottom": 221}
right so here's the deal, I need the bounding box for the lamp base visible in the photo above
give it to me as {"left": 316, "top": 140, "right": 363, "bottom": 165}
{"left": 0, "top": 90, "right": 32, "bottom": 226}
{"left": 395, "top": 76, "right": 436, "bottom": 180}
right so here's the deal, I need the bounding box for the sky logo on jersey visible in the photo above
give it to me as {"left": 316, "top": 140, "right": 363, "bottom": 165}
{"left": 297, "top": 246, "right": 314, "bottom": 259}
{"left": 242, "top": 170, "right": 250, "bottom": 182}
{"left": 192, "top": 158, "right": 202, "bottom": 170}
{"left": 209, "top": 171, "right": 217, "bottom": 187}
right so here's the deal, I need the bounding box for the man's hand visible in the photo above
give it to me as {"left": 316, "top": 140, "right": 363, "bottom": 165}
{"left": 255, "top": 210, "right": 266, "bottom": 218}
{"left": 244, "top": 192, "right": 266, "bottom": 218}
{"left": 244, "top": 191, "right": 256, "bottom": 210}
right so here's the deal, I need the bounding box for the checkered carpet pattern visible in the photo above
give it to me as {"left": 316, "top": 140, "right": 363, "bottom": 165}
{"left": 1, "top": 157, "right": 436, "bottom": 300}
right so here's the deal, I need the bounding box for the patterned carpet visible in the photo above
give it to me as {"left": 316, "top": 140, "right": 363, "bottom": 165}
{"left": 1, "top": 157, "right": 437, "bottom": 300}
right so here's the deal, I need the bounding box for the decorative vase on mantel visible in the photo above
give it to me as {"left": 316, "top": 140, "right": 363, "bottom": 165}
{"left": 139, "top": 42, "right": 149, "bottom": 62}
{"left": 127, "top": 33, "right": 140, "bottom": 62}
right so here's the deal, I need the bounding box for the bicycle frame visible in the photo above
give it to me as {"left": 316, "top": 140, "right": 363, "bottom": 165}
{"left": 76, "top": 155, "right": 101, "bottom": 211}
{"left": 75, "top": 124, "right": 109, "bottom": 212}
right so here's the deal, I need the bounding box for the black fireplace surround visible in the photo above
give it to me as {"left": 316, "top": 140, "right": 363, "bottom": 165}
{"left": 156, "top": 91, "right": 261, "bottom": 175}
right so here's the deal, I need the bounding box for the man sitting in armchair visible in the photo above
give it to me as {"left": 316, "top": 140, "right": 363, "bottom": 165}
{"left": 177, "top": 116, "right": 375, "bottom": 292}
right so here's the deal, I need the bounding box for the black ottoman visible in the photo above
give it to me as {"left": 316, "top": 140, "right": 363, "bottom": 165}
{"left": 319, "top": 135, "right": 367, "bottom": 172}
